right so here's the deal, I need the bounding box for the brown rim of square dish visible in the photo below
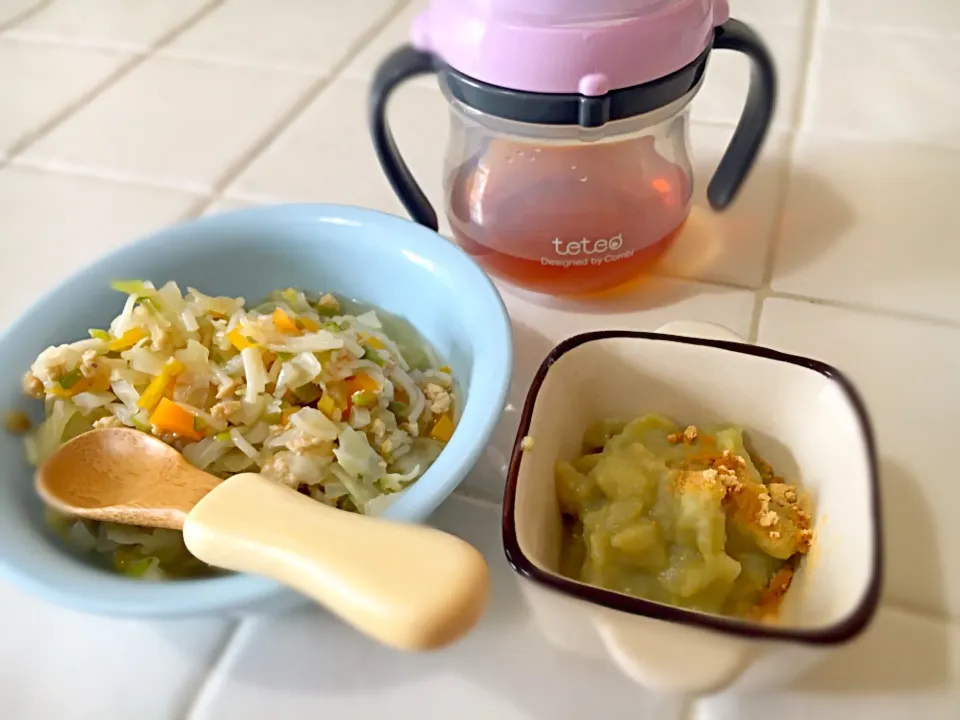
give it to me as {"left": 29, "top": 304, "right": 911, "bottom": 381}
{"left": 501, "top": 330, "right": 883, "bottom": 645}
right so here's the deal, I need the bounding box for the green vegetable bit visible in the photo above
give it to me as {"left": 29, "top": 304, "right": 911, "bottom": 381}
{"left": 57, "top": 369, "right": 83, "bottom": 390}
{"left": 131, "top": 417, "right": 152, "bottom": 433}
{"left": 352, "top": 390, "right": 377, "bottom": 408}
{"left": 88, "top": 329, "right": 111, "bottom": 341}
{"left": 110, "top": 279, "right": 150, "bottom": 295}
{"left": 363, "top": 348, "right": 386, "bottom": 366}
{"left": 118, "top": 556, "right": 158, "bottom": 578}
{"left": 138, "top": 296, "right": 160, "bottom": 313}
{"left": 281, "top": 288, "right": 301, "bottom": 307}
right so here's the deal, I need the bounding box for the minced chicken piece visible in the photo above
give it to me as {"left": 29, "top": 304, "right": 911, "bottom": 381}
{"left": 318, "top": 293, "right": 340, "bottom": 312}
{"left": 424, "top": 383, "right": 451, "bottom": 415}
{"left": 22, "top": 371, "right": 44, "bottom": 398}
{"left": 79, "top": 350, "right": 99, "bottom": 378}
{"left": 261, "top": 453, "right": 298, "bottom": 488}
{"left": 215, "top": 378, "right": 240, "bottom": 400}
{"left": 286, "top": 435, "right": 333, "bottom": 455}
{"left": 31, "top": 348, "right": 67, "bottom": 385}
{"left": 93, "top": 415, "right": 125, "bottom": 430}
{"left": 210, "top": 400, "right": 241, "bottom": 421}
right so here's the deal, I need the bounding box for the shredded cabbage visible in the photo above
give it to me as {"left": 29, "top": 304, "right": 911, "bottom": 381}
{"left": 266, "top": 331, "right": 343, "bottom": 354}
{"left": 241, "top": 347, "right": 266, "bottom": 403}
{"left": 229, "top": 428, "right": 260, "bottom": 460}
{"left": 22, "top": 284, "right": 460, "bottom": 580}
{"left": 289, "top": 407, "right": 338, "bottom": 441}
{"left": 334, "top": 426, "right": 386, "bottom": 483}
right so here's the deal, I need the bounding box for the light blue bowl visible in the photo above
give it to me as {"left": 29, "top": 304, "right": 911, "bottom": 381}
{"left": 0, "top": 204, "right": 512, "bottom": 618}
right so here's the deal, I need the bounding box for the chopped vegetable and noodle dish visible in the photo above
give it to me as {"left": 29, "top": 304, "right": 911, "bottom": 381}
{"left": 21, "top": 281, "right": 459, "bottom": 580}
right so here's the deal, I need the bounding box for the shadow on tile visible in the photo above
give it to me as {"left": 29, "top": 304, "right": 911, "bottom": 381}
{"left": 877, "top": 457, "right": 948, "bottom": 619}
{"left": 773, "top": 169, "right": 857, "bottom": 279}
{"left": 790, "top": 606, "right": 952, "bottom": 693}
{"left": 197, "top": 320, "right": 700, "bottom": 717}
{"left": 658, "top": 149, "right": 792, "bottom": 287}
{"left": 460, "top": 321, "right": 555, "bottom": 501}
{"left": 498, "top": 273, "right": 722, "bottom": 314}
{"left": 212, "top": 493, "right": 682, "bottom": 718}
{"left": 488, "top": 169, "right": 845, "bottom": 312}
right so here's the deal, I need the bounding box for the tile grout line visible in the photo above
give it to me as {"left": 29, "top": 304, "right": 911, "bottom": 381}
{"left": 639, "top": 269, "right": 960, "bottom": 332}
{"left": 7, "top": 167, "right": 960, "bottom": 332}
{"left": 746, "top": 0, "right": 823, "bottom": 344}
{"left": 451, "top": 487, "right": 503, "bottom": 510}
{"left": 173, "top": 618, "right": 242, "bottom": 720}
{"left": 811, "top": 24, "right": 960, "bottom": 40}
{"left": 745, "top": 289, "right": 769, "bottom": 345}
{"left": 767, "top": 289, "right": 960, "bottom": 331}
{"left": 0, "top": 31, "right": 165, "bottom": 53}
{"left": 180, "top": 618, "right": 262, "bottom": 720}
{"left": 146, "top": 47, "right": 331, "bottom": 77}
{"left": 0, "top": 0, "right": 53, "bottom": 32}
{"left": 655, "top": 271, "right": 960, "bottom": 335}
{"left": 5, "top": 155, "right": 216, "bottom": 195}
{"left": 190, "top": 0, "right": 417, "bottom": 217}
{"left": 3, "top": 0, "right": 229, "bottom": 159}
{"left": 881, "top": 599, "right": 960, "bottom": 628}
{"left": 183, "top": 492, "right": 500, "bottom": 717}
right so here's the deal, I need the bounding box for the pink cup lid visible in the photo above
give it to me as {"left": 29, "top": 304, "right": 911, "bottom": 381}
{"left": 412, "top": 0, "right": 731, "bottom": 96}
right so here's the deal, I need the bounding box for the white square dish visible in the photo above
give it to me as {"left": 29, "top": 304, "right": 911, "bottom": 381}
{"left": 502, "top": 322, "right": 882, "bottom": 695}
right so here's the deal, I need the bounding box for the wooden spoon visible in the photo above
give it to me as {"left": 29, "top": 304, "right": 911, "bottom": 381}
{"left": 36, "top": 428, "right": 489, "bottom": 651}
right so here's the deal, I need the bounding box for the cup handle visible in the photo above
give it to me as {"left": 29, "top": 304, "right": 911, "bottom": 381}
{"left": 369, "top": 45, "right": 440, "bottom": 231}
{"left": 655, "top": 320, "right": 744, "bottom": 343}
{"left": 706, "top": 18, "right": 777, "bottom": 211}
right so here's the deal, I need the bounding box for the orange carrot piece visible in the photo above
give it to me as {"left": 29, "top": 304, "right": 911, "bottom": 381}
{"left": 430, "top": 413, "right": 455, "bottom": 443}
{"left": 149, "top": 398, "right": 203, "bottom": 440}
{"left": 346, "top": 372, "right": 379, "bottom": 396}
{"left": 272, "top": 308, "right": 300, "bottom": 335}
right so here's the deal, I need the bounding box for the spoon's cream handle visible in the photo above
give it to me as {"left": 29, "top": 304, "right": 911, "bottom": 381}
{"left": 181, "top": 473, "right": 489, "bottom": 651}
